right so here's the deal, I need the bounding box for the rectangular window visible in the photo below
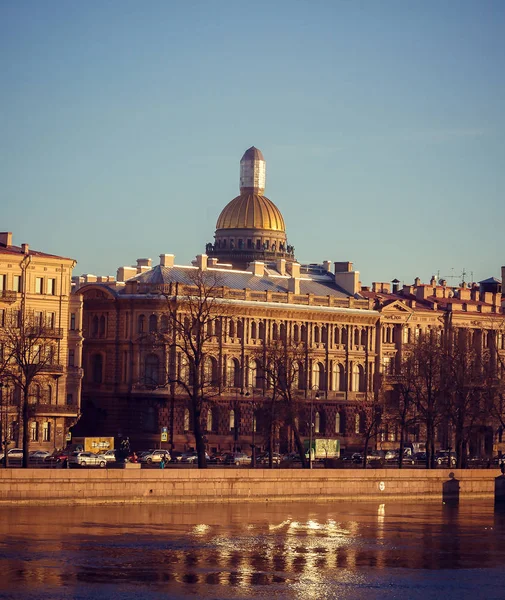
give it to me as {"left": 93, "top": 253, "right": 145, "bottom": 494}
{"left": 35, "top": 277, "right": 43, "bottom": 294}
{"left": 66, "top": 393, "right": 73, "bottom": 406}
{"left": 47, "top": 312, "right": 56, "bottom": 328}
{"left": 30, "top": 421, "right": 38, "bottom": 442}
{"left": 68, "top": 349, "right": 75, "bottom": 367}
{"left": 0, "top": 309, "right": 4, "bottom": 327}
{"left": 42, "top": 422, "right": 51, "bottom": 442}
{"left": 34, "top": 311, "right": 43, "bottom": 327}
{"left": 47, "top": 278, "right": 56, "bottom": 295}
{"left": 13, "top": 275, "right": 21, "bottom": 292}
{"left": 70, "top": 313, "right": 76, "bottom": 330}
{"left": 0, "top": 274, "right": 5, "bottom": 291}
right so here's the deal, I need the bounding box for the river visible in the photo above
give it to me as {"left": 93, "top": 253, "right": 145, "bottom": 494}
{"left": 0, "top": 500, "right": 503, "bottom": 599}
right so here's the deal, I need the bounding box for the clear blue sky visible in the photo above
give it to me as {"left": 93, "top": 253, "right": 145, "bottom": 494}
{"left": 2, "top": 1, "right": 504, "bottom": 287}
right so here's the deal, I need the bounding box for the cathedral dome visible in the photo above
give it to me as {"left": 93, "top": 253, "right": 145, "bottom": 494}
{"left": 216, "top": 193, "right": 286, "bottom": 232}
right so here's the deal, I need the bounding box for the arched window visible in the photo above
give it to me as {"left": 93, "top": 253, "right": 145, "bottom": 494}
{"left": 145, "top": 354, "right": 159, "bottom": 385}
{"left": 229, "top": 320, "right": 235, "bottom": 338}
{"left": 229, "top": 409, "right": 235, "bottom": 431}
{"left": 314, "top": 326, "right": 320, "bottom": 343}
{"left": 352, "top": 364, "right": 365, "bottom": 392}
{"left": 149, "top": 314, "right": 157, "bottom": 333}
{"left": 360, "top": 329, "right": 367, "bottom": 346}
{"left": 334, "top": 327, "right": 340, "bottom": 345}
{"left": 160, "top": 315, "right": 169, "bottom": 333}
{"left": 91, "top": 354, "right": 103, "bottom": 384}
{"left": 297, "top": 362, "right": 305, "bottom": 390}
{"left": 341, "top": 328, "right": 348, "bottom": 345}
{"left": 322, "top": 327, "right": 328, "bottom": 344}
{"left": 332, "top": 363, "right": 345, "bottom": 392}
{"left": 30, "top": 421, "right": 38, "bottom": 441}
{"left": 180, "top": 356, "right": 190, "bottom": 384}
{"left": 184, "top": 408, "right": 191, "bottom": 432}
{"left": 280, "top": 323, "right": 286, "bottom": 340}
{"left": 314, "top": 411, "right": 320, "bottom": 434}
{"left": 355, "top": 413, "right": 361, "bottom": 434}
{"left": 335, "top": 412, "right": 341, "bottom": 434}
{"left": 206, "top": 409, "right": 213, "bottom": 432}
{"left": 251, "top": 322, "right": 257, "bottom": 339}
{"left": 227, "top": 358, "right": 241, "bottom": 388}
{"left": 237, "top": 320, "right": 244, "bottom": 339}
{"left": 138, "top": 314, "right": 145, "bottom": 334}
{"left": 207, "top": 320, "right": 214, "bottom": 337}
{"left": 301, "top": 325, "right": 307, "bottom": 342}
{"left": 92, "top": 315, "right": 99, "bottom": 337}
{"left": 99, "top": 315, "right": 106, "bottom": 337}
{"left": 293, "top": 324, "right": 299, "bottom": 343}
{"left": 46, "top": 384, "right": 52, "bottom": 404}
{"left": 258, "top": 321, "right": 265, "bottom": 340}
{"left": 272, "top": 323, "right": 278, "bottom": 340}
{"left": 354, "top": 328, "right": 360, "bottom": 346}
{"left": 312, "top": 362, "right": 325, "bottom": 390}
{"left": 204, "top": 356, "right": 219, "bottom": 386}
{"left": 249, "top": 359, "right": 262, "bottom": 389}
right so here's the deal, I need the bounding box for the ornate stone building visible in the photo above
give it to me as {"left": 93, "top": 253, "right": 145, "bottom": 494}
{"left": 73, "top": 148, "right": 505, "bottom": 458}
{"left": 0, "top": 232, "right": 82, "bottom": 453}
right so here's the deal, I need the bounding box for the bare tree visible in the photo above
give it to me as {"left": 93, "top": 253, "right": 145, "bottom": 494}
{"left": 1, "top": 308, "right": 61, "bottom": 467}
{"left": 148, "top": 269, "right": 232, "bottom": 468}
{"left": 354, "top": 393, "right": 382, "bottom": 468}
{"left": 254, "top": 339, "right": 311, "bottom": 468}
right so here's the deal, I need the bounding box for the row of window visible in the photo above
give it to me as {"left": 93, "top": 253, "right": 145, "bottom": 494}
{"left": 0, "top": 274, "right": 56, "bottom": 295}
{"left": 183, "top": 407, "right": 361, "bottom": 435}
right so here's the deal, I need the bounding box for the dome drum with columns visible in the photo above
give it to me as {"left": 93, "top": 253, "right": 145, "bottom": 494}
{"left": 206, "top": 147, "right": 295, "bottom": 269}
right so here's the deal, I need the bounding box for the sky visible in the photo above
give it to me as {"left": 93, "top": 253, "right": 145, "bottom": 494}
{"left": 1, "top": 0, "right": 504, "bottom": 288}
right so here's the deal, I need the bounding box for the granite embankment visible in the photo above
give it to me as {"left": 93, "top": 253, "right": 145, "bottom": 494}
{"left": 0, "top": 468, "right": 501, "bottom": 506}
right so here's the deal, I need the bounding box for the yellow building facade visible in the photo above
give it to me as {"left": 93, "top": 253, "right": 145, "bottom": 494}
{"left": 0, "top": 232, "right": 82, "bottom": 454}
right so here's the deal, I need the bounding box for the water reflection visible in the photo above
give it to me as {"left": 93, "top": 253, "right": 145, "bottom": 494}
{"left": 0, "top": 501, "right": 504, "bottom": 599}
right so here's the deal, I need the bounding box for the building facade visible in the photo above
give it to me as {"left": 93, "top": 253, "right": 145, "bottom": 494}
{"left": 0, "top": 232, "right": 82, "bottom": 454}
{"left": 73, "top": 149, "right": 505, "bottom": 458}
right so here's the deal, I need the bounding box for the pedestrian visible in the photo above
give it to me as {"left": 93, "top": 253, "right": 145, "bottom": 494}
{"left": 500, "top": 459, "right": 505, "bottom": 476}
{"left": 159, "top": 456, "right": 165, "bottom": 469}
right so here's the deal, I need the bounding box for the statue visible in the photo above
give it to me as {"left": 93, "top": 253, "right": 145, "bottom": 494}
{"left": 271, "top": 242, "right": 276, "bottom": 251}
{"left": 205, "top": 242, "right": 213, "bottom": 253}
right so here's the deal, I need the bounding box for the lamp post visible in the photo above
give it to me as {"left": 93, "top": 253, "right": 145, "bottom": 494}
{"left": 309, "top": 385, "right": 320, "bottom": 470}
{"left": 242, "top": 387, "right": 255, "bottom": 467}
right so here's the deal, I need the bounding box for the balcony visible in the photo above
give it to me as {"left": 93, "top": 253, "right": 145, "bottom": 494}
{"left": 27, "top": 327, "right": 64, "bottom": 339}
{"left": 67, "top": 366, "right": 84, "bottom": 378}
{"left": 39, "top": 364, "right": 65, "bottom": 375}
{"left": 29, "top": 402, "right": 80, "bottom": 416}
{"left": 0, "top": 290, "right": 17, "bottom": 303}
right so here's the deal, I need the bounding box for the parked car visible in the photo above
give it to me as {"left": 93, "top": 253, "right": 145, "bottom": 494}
{"left": 257, "top": 452, "right": 282, "bottom": 465}
{"left": 68, "top": 451, "right": 107, "bottom": 468}
{"left": 435, "top": 450, "right": 457, "bottom": 466}
{"left": 102, "top": 449, "right": 117, "bottom": 463}
{"left": 0, "top": 448, "right": 24, "bottom": 463}
{"left": 138, "top": 449, "right": 171, "bottom": 464}
{"left": 208, "top": 452, "right": 227, "bottom": 464}
{"left": 29, "top": 450, "right": 51, "bottom": 463}
{"left": 44, "top": 449, "right": 72, "bottom": 465}
{"left": 181, "top": 451, "right": 210, "bottom": 463}
{"left": 224, "top": 452, "right": 251, "bottom": 466}
{"left": 170, "top": 451, "right": 183, "bottom": 462}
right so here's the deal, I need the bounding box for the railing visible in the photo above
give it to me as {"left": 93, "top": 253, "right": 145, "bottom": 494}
{"left": 30, "top": 402, "right": 79, "bottom": 415}
{"left": 26, "top": 327, "right": 64, "bottom": 339}
{"left": 39, "top": 364, "right": 64, "bottom": 374}
{"left": 67, "top": 366, "right": 84, "bottom": 378}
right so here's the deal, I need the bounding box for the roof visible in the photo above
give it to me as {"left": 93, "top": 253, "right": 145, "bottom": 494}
{"left": 129, "top": 265, "right": 352, "bottom": 299}
{"left": 0, "top": 244, "right": 74, "bottom": 261}
{"left": 479, "top": 277, "right": 501, "bottom": 284}
{"left": 241, "top": 146, "right": 264, "bottom": 162}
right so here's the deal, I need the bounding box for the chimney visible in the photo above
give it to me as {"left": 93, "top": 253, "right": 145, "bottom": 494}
{"left": 250, "top": 261, "right": 265, "bottom": 277}
{"left": 322, "top": 260, "right": 332, "bottom": 272}
{"left": 21, "top": 243, "right": 29, "bottom": 254}
{"left": 208, "top": 257, "right": 219, "bottom": 267}
{"left": 288, "top": 262, "right": 301, "bottom": 278}
{"left": 0, "top": 232, "right": 12, "bottom": 247}
{"left": 159, "top": 254, "right": 174, "bottom": 267}
{"left": 196, "top": 254, "right": 208, "bottom": 270}
{"left": 430, "top": 275, "right": 437, "bottom": 286}
{"left": 288, "top": 277, "right": 300, "bottom": 294}
{"left": 414, "top": 277, "right": 421, "bottom": 287}
{"left": 276, "top": 258, "right": 286, "bottom": 276}
{"left": 117, "top": 266, "right": 137, "bottom": 282}
{"left": 416, "top": 285, "right": 431, "bottom": 301}
{"left": 392, "top": 278, "right": 400, "bottom": 293}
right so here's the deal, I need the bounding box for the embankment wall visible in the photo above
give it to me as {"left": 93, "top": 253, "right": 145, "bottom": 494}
{"left": 0, "top": 468, "right": 501, "bottom": 506}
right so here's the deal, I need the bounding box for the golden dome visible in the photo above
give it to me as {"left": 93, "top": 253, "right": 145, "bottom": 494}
{"left": 216, "top": 194, "right": 286, "bottom": 232}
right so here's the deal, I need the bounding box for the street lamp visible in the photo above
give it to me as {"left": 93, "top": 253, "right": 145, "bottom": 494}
{"left": 241, "top": 387, "right": 255, "bottom": 467}
{"left": 309, "top": 385, "right": 320, "bottom": 470}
